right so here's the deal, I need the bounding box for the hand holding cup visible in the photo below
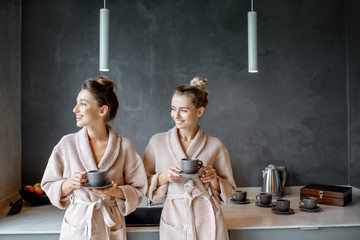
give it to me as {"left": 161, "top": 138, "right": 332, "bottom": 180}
{"left": 67, "top": 171, "right": 88, "bottom": 189}
{"left": 158, "top": 167, "right": 181, "bottom": 185}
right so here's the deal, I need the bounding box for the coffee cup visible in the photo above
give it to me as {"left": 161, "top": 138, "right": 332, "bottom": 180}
{"left": 233, "top": 190, "right": 247, "bottom": 201}
{"left": 300, "top": 197, "right": 317, "bottom": 209}
{"left": 181, "top": 158, "right": 203, "bottom": 174}
{"left": 275, "top": 199, "right": 290, "bottom": 212}
{"left": 256, "top": 192, "right": 272, "bottom": 205}
{"left": 86, "top": 170, "right": 106, "bottom": 187}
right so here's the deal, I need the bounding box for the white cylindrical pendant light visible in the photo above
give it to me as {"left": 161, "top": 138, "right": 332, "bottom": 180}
{"left": 248, "top": 1, "right": 258, "bottom": 73}
{"left": 99, "top": 7, "right": 109, "bottom": 71}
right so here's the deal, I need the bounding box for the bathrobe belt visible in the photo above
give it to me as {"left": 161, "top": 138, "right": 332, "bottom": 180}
{"left": 167, "top": 180, "right": 216, "bottom": 240}
{"left": 72, "top": 196, "right": 117, "bottom": 239}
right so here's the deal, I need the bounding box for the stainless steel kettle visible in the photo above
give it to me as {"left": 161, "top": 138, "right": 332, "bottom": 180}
{"left": 261, "top": 164, "right": 286, "bottom": 198}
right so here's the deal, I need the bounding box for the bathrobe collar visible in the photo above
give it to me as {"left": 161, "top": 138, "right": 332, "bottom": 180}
{"left": 76, "top": 125, "right": 121, "bottom": 172}
{"left": 166, "top": 126, "right": 207, "bottom": 167}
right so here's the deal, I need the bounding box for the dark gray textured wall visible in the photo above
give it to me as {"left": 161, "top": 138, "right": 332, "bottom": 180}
{"left": 348, "top": 0, "right": 360, "bottom": 189}
{"left": 22, "top": 0, "right": 350, "bottom": 188}
{"left": 0, "top": 0, "right": 21, "bottom": 202}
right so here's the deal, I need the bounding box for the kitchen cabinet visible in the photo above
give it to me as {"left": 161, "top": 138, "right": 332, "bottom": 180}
{"left": 0, "top": 234, "right": 59, "bottom": 240}
{"left": 0, "top": 233, "right": 160, "bottom": 240}
{"left": 229, "top": 227, "right": 360, "bottom": 240}
{"left": 2, "top": 227, "right": 360, "bottom": 240}
{"left": 127, "top": 232, "right": 159, "bottom": 240}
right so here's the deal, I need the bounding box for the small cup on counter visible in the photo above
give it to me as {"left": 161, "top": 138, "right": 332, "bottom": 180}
{"left": 299, "top": 197, "right": 317, "bottom": 209}
{"left": 233, "top": 190, "right": 247, "bottom": 201}
{"left": 275, "top": 199, "right": 290, "bottom": 212}
{"left": 256, "top": 192, "right": 272, "bottom": 205}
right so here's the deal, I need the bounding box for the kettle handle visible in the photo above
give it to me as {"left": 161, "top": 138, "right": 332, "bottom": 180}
{"left": 277, "top": 166, "right": 286, "bottom": 189}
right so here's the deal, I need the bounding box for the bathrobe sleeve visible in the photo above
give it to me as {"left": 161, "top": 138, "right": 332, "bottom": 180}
{"left": 115, "top": 138, "right": 148, "bottom": 216}
{"left": 208, "top": 138, "right": 237, "bottom": 205}
{"left": 41, "top": 141, "right": 71, "bottom": 209}
{"left": 143, "top": 135, "right": 169, "bottom": 202}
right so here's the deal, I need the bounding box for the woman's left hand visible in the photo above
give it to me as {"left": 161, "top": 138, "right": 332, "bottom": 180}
{"left": 199, "top": 165, "right": 220, "bottom": 191}
{"left": 199, "top": 166, "right": 217, "bottom": 182}
{"left": 86, "top": 181, "right": 124, "bottom": 199}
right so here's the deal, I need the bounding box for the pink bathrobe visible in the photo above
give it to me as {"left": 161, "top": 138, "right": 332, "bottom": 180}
{"left": 144, "top": 127, "right": 236, "bottom": 240}
{"left": 41, "top": 126, "right": 147, "bottom": 240}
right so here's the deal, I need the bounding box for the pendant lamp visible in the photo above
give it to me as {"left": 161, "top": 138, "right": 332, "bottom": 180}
{"left": 99, "top": 0, "right": 109, "bottom": 72}
{"left": 248, "top": 0, "right": 258, "bottom": 73}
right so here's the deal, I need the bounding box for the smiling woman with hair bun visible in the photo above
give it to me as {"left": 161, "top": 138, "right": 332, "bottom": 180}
{"left": 41, "top": 76, "right": 147, "bottom": 240}
{"left": 143, "top": 76, "right": 236, "bottom": 240}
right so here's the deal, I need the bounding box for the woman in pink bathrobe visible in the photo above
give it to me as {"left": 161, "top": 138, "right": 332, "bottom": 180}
{"left": 144, "top": 77, "right": 237, "bottom": 240}
{"left": 41, "top": 76, "right": 147, "bottom": 240}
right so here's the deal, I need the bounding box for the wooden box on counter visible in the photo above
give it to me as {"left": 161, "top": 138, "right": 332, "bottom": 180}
{"left": 300, "top": 184, "right": 352, "bottom": 206}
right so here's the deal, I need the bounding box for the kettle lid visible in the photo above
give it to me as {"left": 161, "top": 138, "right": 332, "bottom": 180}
{"left": 266, "top": 164, "right": 276, "bottom": 170}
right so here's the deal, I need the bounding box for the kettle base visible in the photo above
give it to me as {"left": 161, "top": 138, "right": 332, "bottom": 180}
{"left": 261, "top": 190, "right": 283, "bottom": 199}
{"left": 271, "top": 193, "right": 283, "bottom": 199}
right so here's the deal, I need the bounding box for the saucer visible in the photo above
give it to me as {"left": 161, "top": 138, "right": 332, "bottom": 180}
{"left": 271, "top": 207, "right": 295, "bottom": 215}
{"left": 82, "top": 182, "right": 112, "bottom": 189}
{"left": 230, "top": 198, "right": 251, "bottom": 204}
{"left": 255, "top": 201, "right": 273, "bottom": 208}
{"left": 179, "top": 171, "right": 205, "bottom": 176}
{"left": 299, "top": 206, "right": 322, "bottom": 212}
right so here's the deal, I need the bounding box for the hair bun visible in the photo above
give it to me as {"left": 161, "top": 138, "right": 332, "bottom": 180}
{"left": 190, "top": 77, "right": 208, "bottom": 91}
{"left": 96, "top": 75, "right": 117, "bottom": 90}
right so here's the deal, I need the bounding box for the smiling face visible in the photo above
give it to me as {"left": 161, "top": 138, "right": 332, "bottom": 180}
{"left": 73, "top": 90, "right": 106, "bottom": 128}
{"left": 171, "top": 94, "right": 205, "bottom": 130}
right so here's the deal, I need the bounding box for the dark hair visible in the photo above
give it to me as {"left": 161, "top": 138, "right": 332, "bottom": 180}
{"left": 174, "top": 77, "right": 209, "bottom": 108}
{"left": 82, "top": 76, "right": 119, "bottom": 122}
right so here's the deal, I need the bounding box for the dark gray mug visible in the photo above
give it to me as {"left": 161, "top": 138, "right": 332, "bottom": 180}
{"left": 86, "top": 170, "right": 106, "bottom": 187}
{"left": 234, "top": 190, "right": 247, "bottom": 201}
{"left": 256, "top": 192, "right": 272, "bottom": 205}
{"left": 181, "top": 158, "right": 203, "bottom": 174}
{"left": 300, "top": 197, "right": 317, "bottom": 209}
{"left": 276, "top": 199, "right": 290, "bottom": 212}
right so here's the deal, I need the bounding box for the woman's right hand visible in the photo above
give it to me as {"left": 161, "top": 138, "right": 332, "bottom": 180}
{"left": 61, "top": 171, "right": 87, "bottom": 197}
{"left": 157, "top": 167, "right": 181, "bottom": 186}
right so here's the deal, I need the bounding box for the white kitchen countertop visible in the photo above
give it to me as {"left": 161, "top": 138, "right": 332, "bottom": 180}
{"left": 0, "top": 203, "right": 64, "bottom": 234}
{"left": 224, "top": 186, "right": 360, "bottom": 230}
{"left": 0, "top": 186, "right": 359, "bottom": 235}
